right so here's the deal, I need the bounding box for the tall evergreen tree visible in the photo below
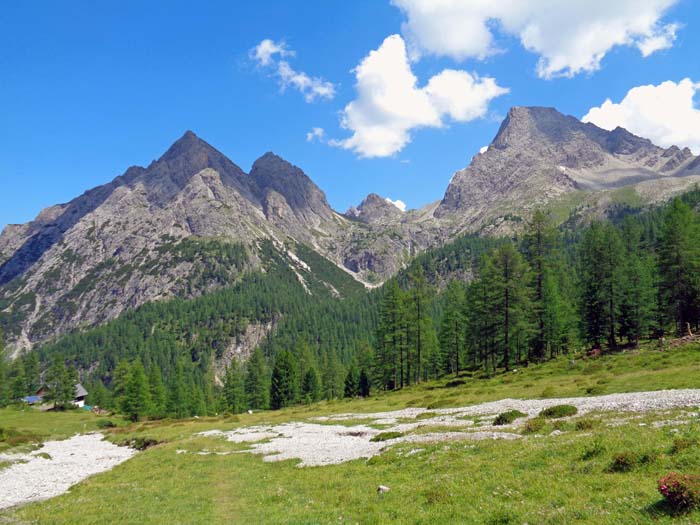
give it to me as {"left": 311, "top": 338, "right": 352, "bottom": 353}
{"left": 245, "top": 348, "right": 269, "bottom": 410}
{"left": 44, "top": 357, "right": 77, "bottom": 409}
{"left": 301, "top": 367, "right": 322, "bottom": 404}
{"left": 619, "top": 218, "right": 657, "bottom": 345}
{"left": 358, "top": 368, "right": 371, "bottom": 398}
{"left": 375, "top": 280, "right": 406, "bottom": 390}
{"left": 480, "top": 243, "right": 531, "bottom": 371}
{"left": 123, "top": 361, "right": 151, "bottom": 421}
{"left": 22, "top": 351, "right": 39, "bottom": 394}
{"left": 579, "top": 222, "right": 624, "bottom": 348}
{"left": 148, "top": 366, "right": 167, "bottom": 418}
{"left": 658, "top": 198, "right": 700, "bottom": 335}
{"left": 270, "top": 350, "right": 298, "bottom": 410}
{"left": 344, "top": 363, "right": 360, "bottom": 398}
{"left": 168, "top": 360, "right": 190, "bottom": 418}
{"left": 439, "top": 279, "right": 466, "bottom": 376}
{"left": 406, "top": 265, "right": 432, "bottom": 383}
{"left": 10, "top": 360, "right": 27, "bottom": 402}
{"left": 223, "top": 359, "right": 247, "bottom": 413}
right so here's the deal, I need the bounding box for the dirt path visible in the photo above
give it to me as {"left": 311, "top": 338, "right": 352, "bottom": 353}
{"left": 0, "top": 433, "right": 135, "bottom": 510}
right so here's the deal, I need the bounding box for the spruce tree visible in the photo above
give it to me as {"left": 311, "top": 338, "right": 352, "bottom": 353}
{"left": 579, "top": 222, "right": 624, "bottom": 348}
{"left": 10, "top": 360, "right": 27, "bottom": 402}
{"left": 148, "top": 366, "right": 167, "bottom": 418}
{"left": 344, "top": 364, "right": 360, "bottom": 398}
{"left": 438, "top": 279, "right": 466, "bottom": 376}
{"left": 245, "top": 348, "right": 269, "bottom": 410}
{"left": 658, "top": 198, "right": 700, "bottom": 335}
{"left": 406, "top": 265, "right": 432, "bottom": 384}
{"left": 44, "top": 358, "right": 77, "bottom": 409}
{"left": 223, "top": 359, "right": 247, "bottom": 413}
{"left": 123, "top": 361, "right": 151, "bottom": 421}
{"left": 301, "top": 367, "right": 321, "bottom": 404}
{"left": 270, "top": 350, "right": 298, "bottom": 410}
{"left": 358, "top": 369, "right": 371, "bottom": 397}
{"left": 480, "top": 243, "right": 531, "bottom": 371}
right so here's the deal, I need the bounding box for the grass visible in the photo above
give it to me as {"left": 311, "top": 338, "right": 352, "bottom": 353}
{"left": 0, "top": 406, "right": 106, "bottom": 452}
{"left": 2, "top": 342, "right": 700, "bottom": 523}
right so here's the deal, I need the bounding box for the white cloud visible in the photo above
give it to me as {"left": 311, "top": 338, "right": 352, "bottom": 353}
{"left": 251, "top": 39, "right": 292, "bottom": 66}
{"left": 637, "top": 22, "right": 679, "bottom": 57}
{"left": 479, "top": 145, "right": 488, "bottom": 154}
{"left": 385, "top": 198, "right": 407, "bottom": 212}
{"left": 582, "top": 78, "right": 700, "bottom": 154}
{"left": 332, "top": 35, "right": 507, "bottom": 158}
{"left": 306, "top": 127, "right": 326, "bottom": 143}
{"left": 251, "top": 39, "right": 336, "bottom": 102}
{"left": 391, "top": 0, "right": 680, "bottom": 78}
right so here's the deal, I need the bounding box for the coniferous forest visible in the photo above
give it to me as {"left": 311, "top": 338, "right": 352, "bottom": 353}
{"left": 3, "top": 190, "right": 700, "bottom": 420}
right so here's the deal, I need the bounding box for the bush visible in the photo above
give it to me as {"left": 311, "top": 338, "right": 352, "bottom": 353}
{"left": 671, "top": 435, "right": 699, "bottom": 455}
{"left": 96, "top": 419, "right": 116, "bottom": 429}
{"left": 539, "top": 405, "right": 578, "bottom": 419}
{"left": 522, "top": 417, "right": 546, "bottom": 434}
{"left": 658, "top": 472, "right": 700, "bottom": 511}
{"left": 575, "top": 418, "right": 597, "bottom": 431}
{"left": 608, "top": 451, "right": 637, "bottom": 472}
{"left": 370, "top": 431, "right": 404, "bottom": 442}
{"left": 607, "top": 451, "right": 657, "bottom": 472}
{"left": 493, "top": 410, "right": 527, "bottom": 426}
{"left": 120, "top": 436, "right": 161, "bottom": 450}
{"left": 581, "top": 437, "right": 605, "bottom": 460}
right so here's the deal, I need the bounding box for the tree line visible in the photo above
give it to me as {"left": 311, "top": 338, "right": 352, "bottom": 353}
{"left": 2, "top": 192, "right": 700, "bottom": 415}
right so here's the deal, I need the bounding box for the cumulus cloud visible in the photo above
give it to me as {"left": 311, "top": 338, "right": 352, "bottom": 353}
{"left": 582, "top": 78, "right": 700, "bottom": 154}
{"left": 251, "top": 39, "right": 336, "bottom": 102}
{"left": 331, "top": 35, "right": 508, "bottom": 158}
{"left": 306, "top": 127, "right": 326, "bottom": 143}
{"left": 391, "top": 0, "right": 680, "bottom": 78}
{"left": 385, "top": 198, "right": 407, "bottom": 212}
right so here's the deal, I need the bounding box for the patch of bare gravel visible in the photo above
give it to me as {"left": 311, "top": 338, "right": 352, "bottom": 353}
{"left": 199, "top": 389, "right": 700, "bottom": 467}
{"left": 0, "top": 434, "right": 135, "bottom": 510}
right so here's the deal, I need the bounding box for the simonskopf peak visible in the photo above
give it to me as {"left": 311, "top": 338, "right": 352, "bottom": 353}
{"left": 250, "top": 152, "right": 332, "bottom": 221}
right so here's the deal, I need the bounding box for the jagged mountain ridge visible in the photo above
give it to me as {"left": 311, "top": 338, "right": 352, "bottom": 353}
{"left": 436, "top": 106, "right": 700, "bottom": 233}
{"left": 0, "top": 132, "right": 424, "bottom": 353}
{"left": 2, "top": 106, "right": 700, "bottom": 354}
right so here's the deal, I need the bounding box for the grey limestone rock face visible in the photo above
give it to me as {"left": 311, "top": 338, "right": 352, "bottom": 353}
{"left": 2, "top": 107, "right": 699, "bottom": 352}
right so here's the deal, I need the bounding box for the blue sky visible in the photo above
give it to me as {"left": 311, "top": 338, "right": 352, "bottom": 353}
{"left": 1, "top": 0, "right": 699, "bottom": 228}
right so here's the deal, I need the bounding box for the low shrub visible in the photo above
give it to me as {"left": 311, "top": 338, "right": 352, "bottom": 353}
{"left": 607, "top": 451, "right": 657, "bottom": 472}
{"left": 574, "top": 418, "right": 597, "bottom": 431}
{"left": 539, "top": 405, "right": 578, "bottom": 419}
{"left": 658, "top": 472, "right": 700, "bottom": 511}
{"left": 370, "top": 431, "right": 404, "bottom": 442}
{"left": 608, "top": 451, "right": 637, "bottom": 472}
{"left": 493, "top": 410, "right": 527, "bottom": 426}
{"left": 585, "top": 386, "right": 604, "bottom": 396}
{"left": 581, "top": 437, "right": 605, "bottom": 460}
{"left": 522, "top": 417, "right": 546, "bottom": 434}
{"left": 671, "top": 435, "right": 699, "bottom": 455}
{"left": 96, "top": 419, "right": 116, "bottom": 429}
{"left": 120, "top": 436, "right": 161, "bottom": 450}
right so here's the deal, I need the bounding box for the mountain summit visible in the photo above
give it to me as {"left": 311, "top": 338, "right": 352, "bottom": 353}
{"left": 436, "top": 106, "right": 700, "bottom": 230}
{"left": 2, "top": 107, "right": 700, "bottom": 353}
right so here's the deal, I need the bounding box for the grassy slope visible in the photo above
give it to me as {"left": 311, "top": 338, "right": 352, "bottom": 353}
{"left": 2, "top": 342, "right": 700, "bottom": 524}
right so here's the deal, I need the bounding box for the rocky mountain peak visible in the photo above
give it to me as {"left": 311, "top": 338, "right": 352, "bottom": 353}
{"left": 149, "top": 131, "right": 253, "bottom": 197}
{"left": 348, "top": 193, "right": 403, "bottom": 223}
{"left": 250, "top": 152, "right": 332, "bottom": 220}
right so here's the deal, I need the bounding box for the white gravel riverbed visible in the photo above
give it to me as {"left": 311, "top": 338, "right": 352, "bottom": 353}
{"left": 200, "top": 389, "right": 700, "bottom": 467}
{"left": 0, "top": 433, "right": 135, "bottom": 510}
